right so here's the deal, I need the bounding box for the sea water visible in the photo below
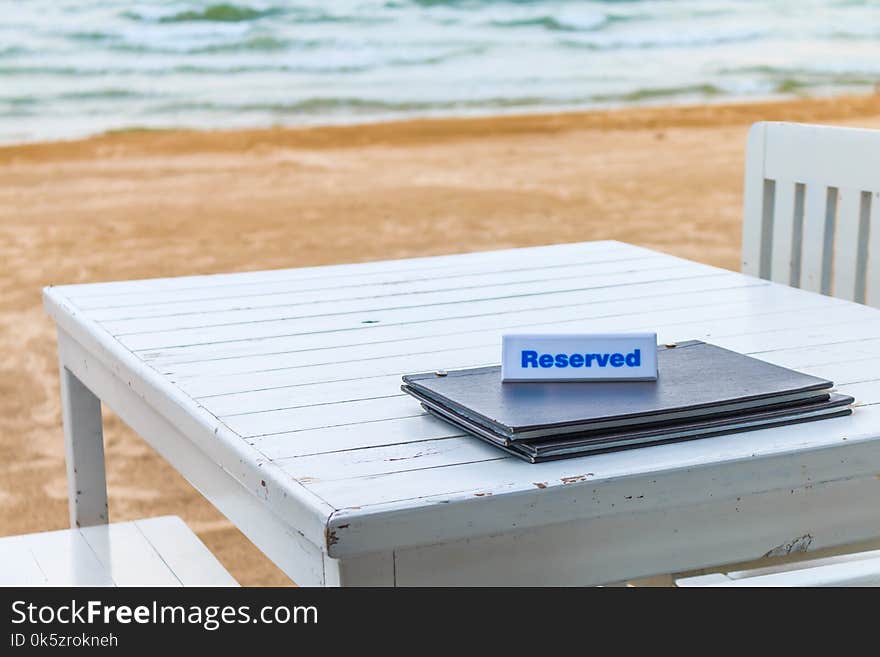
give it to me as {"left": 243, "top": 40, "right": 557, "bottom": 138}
{"left": 1, "top": 0, "right": 879, "bottom": 144}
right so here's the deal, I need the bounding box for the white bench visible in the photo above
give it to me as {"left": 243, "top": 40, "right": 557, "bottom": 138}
{"left": 676, "top": 549, "right": 880, "bottom": 587}
{"left": 0, "top": 516, "right": 237, "bottom": 586}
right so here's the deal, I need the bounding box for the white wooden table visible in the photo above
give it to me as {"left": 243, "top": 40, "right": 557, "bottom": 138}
{"left": 43, "top": 241, "right": 880, "bottom": 586}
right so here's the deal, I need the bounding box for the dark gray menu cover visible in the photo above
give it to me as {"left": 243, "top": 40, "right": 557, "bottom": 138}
{"left": 401, "top": 340, "right": 834, "bottom": 440}
{"left": 419, "top": 392, "right": 854, "bottom": 462}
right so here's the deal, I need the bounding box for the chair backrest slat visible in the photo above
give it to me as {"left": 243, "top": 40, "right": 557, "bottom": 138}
{"left": 867, "top": 192, "right": 880, "bottom": 307}
{"left": 742, "top": 122, "right": 880, "bottom": 307}
{"left": 833, "top": 187, "right": 864, "bottom": 302}
{"left": 800, "top": 183, "right": 829, "bottom": 294}
{"left": 770, "top": 178, "right": 799, "bottom": 287}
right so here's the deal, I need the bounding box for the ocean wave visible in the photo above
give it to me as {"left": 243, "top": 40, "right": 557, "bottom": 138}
{"left": 0, "top": 66, "right": 105, "bottom": 76}
{"left": 406, "top": 0, "right": 574, "bottom": 6}
{"left": 389, "top": 45, "right": 486, "bottom": 66}
{"left": 721, "top": 64, "right": 880, "bottom": 81}
{"left": 57, "top": 89, "right": 148, "bottom": 100}
{"left": 487, "top": 9, "right": 641, "bottom": 33}
{"left": 124, "top": 4, "right": 283, "bottom": 24}
{"left": 67, "top": 31, "right": 115, "bottom": 42}
{"left": 0, "top": 96, "right": 40, "bottom": 107}
{"left": 0, "top": 45, "right": 483, "bottom": 77}
{"left": 89, "top": 38, "right": 481, "bottom": 69}
{"left": 0, "top": 109, "right": 37, "bottom": 119}
{"left": 190, "top": 35, "right": 296, "bottom": 53}
{"left": 0, "top": 89, "right": 152, "bottom": 106}
{"left": 780, "top": 77, "right": 878, "bottom": 91}
{"left": 718, "top": 65, "right": 879, "bottom": 94}
{"left": 592, "top": 84, "right": 724, "bottom": 103}
{"left": 150, "top": 96, "right": 565, "bottom": 116}
{"left": 560, "top": 29, "right": 764, "bottom": 51}
{"left": 489, "top": 14, "right": 608, "bottom": 32}
{"left": 123, "top": 4, "right": 386, "bottom": 26}
{"left": 826, "top": 29, "right": 880, "bottom": 40}
{"left": 0, "top": 45, "right": 27, "bottom": 57}
{"left": 147, "top": 87, "right": 730, "bottom": 116}
{"left": 102, "top": 35, "right": 315, "bottom": 55}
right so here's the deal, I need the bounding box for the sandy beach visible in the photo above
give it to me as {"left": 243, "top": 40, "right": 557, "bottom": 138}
{"left": 4, "top": 94, "right": 880, "bottom": 585}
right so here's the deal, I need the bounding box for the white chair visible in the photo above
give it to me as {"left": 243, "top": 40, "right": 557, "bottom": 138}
{"left": 728, "top": 121, "right": 880, "bottom": 587}
{"left": 676, "top": 549, "right": 880, "bottom": 587}
{"left": 742, "top": 121, "right": 880, "bottom": 305}
{"left": 0, "top": 516, "right": 238, "bottom": 586}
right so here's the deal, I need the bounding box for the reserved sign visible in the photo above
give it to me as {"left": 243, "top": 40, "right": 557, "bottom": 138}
{"left": 501, "top": 333, "right": 658, "bottom": 382}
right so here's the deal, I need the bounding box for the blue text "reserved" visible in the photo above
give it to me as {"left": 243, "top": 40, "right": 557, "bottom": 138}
{"left": 521, "top": 349, "right": 642, "bottom": 369}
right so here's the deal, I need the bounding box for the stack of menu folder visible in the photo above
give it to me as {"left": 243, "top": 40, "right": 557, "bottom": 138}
{"left": 401, "top": 340, "right": 854, "bottom": 463}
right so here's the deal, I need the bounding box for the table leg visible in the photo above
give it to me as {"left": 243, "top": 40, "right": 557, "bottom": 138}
{"left": 59, "top": 362, "right": 108, "bottom": 528}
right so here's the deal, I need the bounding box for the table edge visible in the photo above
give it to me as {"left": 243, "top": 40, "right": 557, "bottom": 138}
{"left": 43, "top": 286, "right": 335, "bottom": 553}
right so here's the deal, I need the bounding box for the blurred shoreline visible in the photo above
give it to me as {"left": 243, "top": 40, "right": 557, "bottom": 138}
{"left": 3, "top": 92, "right": 880, "bottom": 163}
{"left": 4, "top": 93, "right": 880, "bottom": 585}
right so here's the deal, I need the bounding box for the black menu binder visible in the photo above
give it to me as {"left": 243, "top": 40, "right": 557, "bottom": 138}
{"left": 419, "top": 391, "right": 853, "bottom": 462}
{"left": 401, "top": 340, "right": 854, "bottom": 462}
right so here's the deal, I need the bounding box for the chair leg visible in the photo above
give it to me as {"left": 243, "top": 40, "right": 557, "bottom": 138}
{"left": 59, "top": 362, "right": 108, "bottom": 528}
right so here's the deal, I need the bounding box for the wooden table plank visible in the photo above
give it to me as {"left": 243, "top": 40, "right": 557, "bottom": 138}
{"left": 315, "top": 397, "right": 880, "bottom": 507}
{"left": 156, "top": 284, "right": 827, "bottom": 378}
{"left": 59, "top": 240, "right": 630, "bottom": 298}
{"left": 91, "top": 252, "right": 665, "bottom": 324}
{"left": 185, "top": 298, "right": 870, "bottom": 407}
{"left": 137, "top": 275, "right": 755, "bottom": 365}
{"left": 184, "top": 304, "right": 878, "bottom": 406}
{"left": 116, "top": 265, "right": 720, "bottom": 351}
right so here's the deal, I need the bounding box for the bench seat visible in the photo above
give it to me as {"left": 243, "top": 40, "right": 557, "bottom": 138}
{"left": 677, "top": 549, "right": 880, "bottom": 587}
{"left": 0, "top": 516, "right": 237, "bottom": 587}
